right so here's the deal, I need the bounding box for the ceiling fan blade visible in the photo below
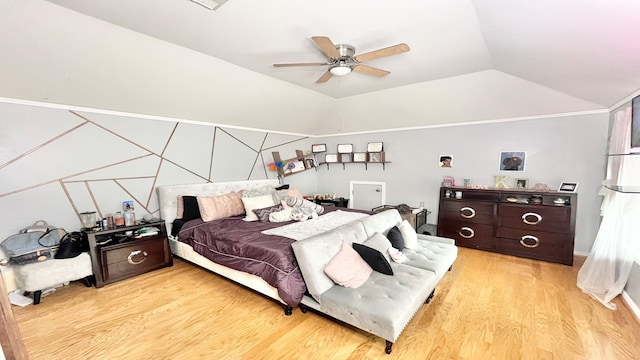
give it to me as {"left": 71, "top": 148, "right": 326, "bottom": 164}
{"left": 311, "top": 36, "right": 340, "bottom": 59}
{"left": 352, "top": 65, "right": 390, "bottom": 77}
{"left": 354, "top": 43, "right": 410, "bottom": 63}
{"left": 316, "top": 71, "right": 334, "bottom": 83}
{"left": 273, "top": 62, "right": 329, "bottom": 67}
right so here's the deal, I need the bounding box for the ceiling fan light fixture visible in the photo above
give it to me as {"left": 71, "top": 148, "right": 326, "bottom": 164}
{"left": 329, "top": 65, "right": 352, "bottom": 76}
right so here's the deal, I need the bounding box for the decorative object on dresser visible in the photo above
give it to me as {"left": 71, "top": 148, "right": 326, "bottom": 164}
{"left": 87, "top": 220, "right": 172, "bottom": 288}
{"left": 436, "top": 186, "right": 577, "bottom": 265}
{"left": 558, "top": 182, "right": 579, "bottom": 192}
{"left": 515, "top": 178, "right": 529, "bottom": 189}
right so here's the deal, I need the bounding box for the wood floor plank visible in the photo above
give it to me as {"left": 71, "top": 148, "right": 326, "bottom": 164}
{"left": 11, "top": 248, "right": 640, "bottom": 359}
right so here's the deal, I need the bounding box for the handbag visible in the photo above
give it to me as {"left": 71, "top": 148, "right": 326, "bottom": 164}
{"left": 0, "top": 220, "right": 64, "bottom": 265}
{"left": 55, "top": 231, "right": 89, "bottom": 259}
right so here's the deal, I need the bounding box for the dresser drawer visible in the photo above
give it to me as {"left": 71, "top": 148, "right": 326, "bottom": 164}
{"left": 498, "top": 204, "right": 571, "bottom": 233}
{"left": 439, "top": 200, "right": 496, "bottom": 225}
{"left": 495, "top": 227, "right": 572, "bottom": 265}
{"left": 438, "top": 222, "right": 495, "bottom": 251}
{"left": 99, "top": 236, "right": 172, "bottom": 283}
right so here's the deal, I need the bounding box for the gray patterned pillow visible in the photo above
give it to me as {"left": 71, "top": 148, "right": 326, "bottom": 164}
{"left": 253, "top": 204, "right": 284, "bottom": 222}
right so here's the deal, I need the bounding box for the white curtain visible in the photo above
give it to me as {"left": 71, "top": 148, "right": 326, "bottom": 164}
{"left": 577, "top": 106, "right": 640, "bottom": 309}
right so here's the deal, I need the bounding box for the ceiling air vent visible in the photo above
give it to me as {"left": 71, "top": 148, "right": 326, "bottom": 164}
{"left": 190, "top": 0, "right": 229, "bottom": 10}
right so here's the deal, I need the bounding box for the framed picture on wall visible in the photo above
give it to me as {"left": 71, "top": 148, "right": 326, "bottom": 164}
{"left": 337, "top": 144, "right": 353, "bottom": 153}
{"left": 499, "top": 151, "right": 526, "bottom": 171}
{"left": 558, "top": 182, "right": 579, "bottom": 192}
{"left": 312, "top": 144, "right": 327, "bottom": 153}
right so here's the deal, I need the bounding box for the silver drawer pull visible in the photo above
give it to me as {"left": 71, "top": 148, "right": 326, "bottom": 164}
{"left": 520, "top": 235, "right": 540, "bottom": 248}
{"left": 127, "top": 250, "right": 148, "bottom": 265}
{"left": 459, "top": 227, "right": 475, "bottom": 239}
{"left": 522, "top": 212, "right": 542, "bottom": 225}
{"left": 460, "top": 207, "right": 476, "bottom": 219}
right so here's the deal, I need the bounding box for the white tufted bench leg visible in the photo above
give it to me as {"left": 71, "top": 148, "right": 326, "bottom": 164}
{"left": 13, "top": 253, "right": 94, "bottom": 305}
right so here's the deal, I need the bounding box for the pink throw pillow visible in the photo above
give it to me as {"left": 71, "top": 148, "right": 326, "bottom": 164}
{"left": 324, "top": 243, "right": 372, "bottom": 288}
{"left": 197, "top": 192, "right": 245, "bottom": 222}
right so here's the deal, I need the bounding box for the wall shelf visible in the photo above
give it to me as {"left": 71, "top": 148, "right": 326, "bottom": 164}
{"left": 272, "top": 150, "right": 317, "bottom": 178}
{"left": 319, "top": 161, "right": 391, "bottom": 170}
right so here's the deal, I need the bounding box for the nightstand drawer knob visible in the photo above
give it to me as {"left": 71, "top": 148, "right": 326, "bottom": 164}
{"left": 460, "top": 207, "right": 476, "bottom": 219}
{"left": 127, "top": 250, "right": 148, "bottom": 265}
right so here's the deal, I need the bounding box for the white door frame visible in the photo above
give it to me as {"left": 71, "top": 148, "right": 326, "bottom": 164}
{"left": 349, "top": 180, "right": 386, "bottom": 209}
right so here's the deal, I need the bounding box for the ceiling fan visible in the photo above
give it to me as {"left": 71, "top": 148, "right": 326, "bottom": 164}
{"left": 273, "top": 36, "right": 410, "bottom": 83}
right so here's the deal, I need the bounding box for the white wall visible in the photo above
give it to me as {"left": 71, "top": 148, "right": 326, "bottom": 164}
{"left": 314, "top": 112, "right": 609, "bottom": 254}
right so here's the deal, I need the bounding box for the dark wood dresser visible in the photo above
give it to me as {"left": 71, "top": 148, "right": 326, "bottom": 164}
{"left": 436, "top": 187, "right": 577, "bottom": 265}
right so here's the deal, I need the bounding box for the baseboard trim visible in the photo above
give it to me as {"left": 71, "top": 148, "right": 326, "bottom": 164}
{"left": 622, "top": 290, "right": 640, "bottom": 322}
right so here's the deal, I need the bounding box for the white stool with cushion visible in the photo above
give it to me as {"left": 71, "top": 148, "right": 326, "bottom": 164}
{"left": 13, "top": 252, "right": 94, "bottom": 304}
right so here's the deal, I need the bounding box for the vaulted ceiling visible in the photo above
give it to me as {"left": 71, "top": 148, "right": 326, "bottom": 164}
{"left": 44, "top": 0, "right": 640, "bottom": 104}
{"left": 1, "top": 1, "right": 639, "bottom": 134}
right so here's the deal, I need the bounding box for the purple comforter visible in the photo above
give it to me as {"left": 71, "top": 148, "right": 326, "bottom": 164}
{"left": 178, "top": 215, "right": 308, "bottom": 306}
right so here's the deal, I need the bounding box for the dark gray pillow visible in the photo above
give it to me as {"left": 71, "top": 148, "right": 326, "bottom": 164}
{"left": 386, "top": 226, "right": 405, "bottom": 249}
{"left": 352, "top": 243, "right": 393, "bottom": 275}
{"left": 253, "top": 204, "right": 284, "bottom": 222}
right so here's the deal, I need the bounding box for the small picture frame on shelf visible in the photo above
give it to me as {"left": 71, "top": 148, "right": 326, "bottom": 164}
{"left": 337, "top": 144, "right": 353, "bottom": 153}
{"left": 312, "top": 144, "right": 326, "bottom": 153}
{"left": 353, "top": 152, "right": 367, "bottom": 162}
{"left": 123, "top": 200, "right": 134, "bottom": 212}
{"left": 367, "top": 142, "right": 383, "bottom": 152}
{"left": 558, "top": 182, "right": 579, "bottom": 192}
{"left": 515, "top": 178, "right": 529, "bottom": 189}
{"left": 325, "top": 154, "right": 339, "bottom": 163}
{"left": 306, "top": 158, "right": 316, "bottom": 168}
{"left": 368, "top": 152, "right": 384, "bottom": 163}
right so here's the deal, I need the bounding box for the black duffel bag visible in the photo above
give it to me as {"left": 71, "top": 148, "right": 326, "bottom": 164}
{"left": 55, "top": 231, "right": 89, "bottom": 259}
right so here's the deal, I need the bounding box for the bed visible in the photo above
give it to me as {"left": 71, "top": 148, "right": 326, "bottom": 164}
{"left": 157, "top": 179, "right": 368, "bottom": 315}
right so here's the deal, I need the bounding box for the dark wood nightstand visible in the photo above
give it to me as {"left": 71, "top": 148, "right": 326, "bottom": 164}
{"left": 87, "top": 220, "right": 173, "bottom": 287}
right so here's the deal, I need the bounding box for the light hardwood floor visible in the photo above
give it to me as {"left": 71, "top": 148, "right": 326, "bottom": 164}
{"left": 12, "top": 248, "right": 640, "bottom": 359}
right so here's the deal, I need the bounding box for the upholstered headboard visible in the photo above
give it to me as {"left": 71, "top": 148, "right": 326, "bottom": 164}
{"left": 156, "top": 179, "right": 280, "bottom": 237}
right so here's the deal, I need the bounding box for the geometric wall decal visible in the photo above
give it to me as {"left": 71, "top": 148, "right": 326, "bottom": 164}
{"left": 0, "top": 123, "right": 150, "bottom": 196}
{"left": 262, "top": 132, "right": 308, "bottom": 150}
{"left": 163, "top": 122, "right": 215, "bottom": 179}
{"left": 115, "top": 177, "right": 157, "bottom": 209}
{"left": 154, "top": 160, "right": 210, "bottom": 189}
{"left": 211, "top": 129, "right": 261, "bottom": 182}
{"left": 88, "top": 180, "right": 149, "bottom": 219}
{"left": 221, "top": 127, "right": 270, "bottom": 151}
{"left": 0, "top": 102, "right": 85, "bottom": 165}
{"left": 0, "top": 100, "right": 284, "bottom": 248}
{"left": 62, "top": 154, "right": 161, "bottom": 182}
{"left": 64, "top": 181, "right": 100, "bottom": 215}
{"left": 0, "top": 182, "right": 81, "bottom": 234}
{"left": 76, "top": 111, "right": 177, "bottom": 155}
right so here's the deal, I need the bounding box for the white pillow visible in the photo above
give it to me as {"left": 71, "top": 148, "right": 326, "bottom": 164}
{"left": 363, "top": 233, "right": 393, "bottom": 263}
{"left": 241, "top": 194, "right": 277, "bottom": 221}
{"left": 398, "top": 220, "right": 418, "bottom": 249}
